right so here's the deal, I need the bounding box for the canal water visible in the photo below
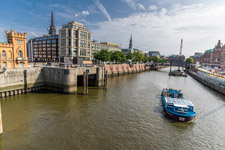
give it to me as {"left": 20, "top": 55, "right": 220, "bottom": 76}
{"left": 0, "top": 68, "right": 225, "bottom": 150}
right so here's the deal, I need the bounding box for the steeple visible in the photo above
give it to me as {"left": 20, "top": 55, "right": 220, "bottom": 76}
{"left": 129, "top": 34, "right": 132, "bottom": 50}
{"left": 49, "top": 10, "right": 56, "bottom": 36}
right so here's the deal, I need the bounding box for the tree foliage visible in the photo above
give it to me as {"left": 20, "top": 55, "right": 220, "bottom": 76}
{"left": 126, "top": 52, "right": 134, "bottom": 60}
{"left": 93, "top": 50, "right": 111, "bottom": 62}
{"left": 143, "top": 56, "right": 148, "bottom": 63}
{"left": 133, "top": 51, "right": 144, "bottom": 62}
{"left": 111, "top": 51, "right": 126, "bottom": 63}
{"left": 148, "top": 56, "right": 162, "bottom": 63}
{"left": 186, "top": 57, "right": 194, "bottom": 64}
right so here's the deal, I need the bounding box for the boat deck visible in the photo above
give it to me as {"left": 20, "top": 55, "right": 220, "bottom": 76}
{"left": 165, "top": 97, "right": 194, "bottom": 107}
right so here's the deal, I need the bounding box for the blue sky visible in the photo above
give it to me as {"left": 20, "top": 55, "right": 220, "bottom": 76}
{"left": 1, "top": 0, "right": 225, "bottom": 56}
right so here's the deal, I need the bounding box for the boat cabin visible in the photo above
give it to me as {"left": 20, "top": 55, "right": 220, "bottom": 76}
{"left": 163, "top": 89, "right": 183, "bottom": 99}
{"left": 165, "top": 97, "right": 194, "bottom": 113}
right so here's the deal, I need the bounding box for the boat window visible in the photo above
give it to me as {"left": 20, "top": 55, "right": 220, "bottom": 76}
{"left": 167, "top": 104, "right": 173, "bottom": 108}
{"left": 178, "top": 94, "right": 183, "bottom": 98}
{"left": 171, "top": 93, "right": 175, "bottom": 98}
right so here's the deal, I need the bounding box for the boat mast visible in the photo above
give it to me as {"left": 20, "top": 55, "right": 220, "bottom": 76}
{"left": 178, "top": 39, "right": 183, "bottom": 71}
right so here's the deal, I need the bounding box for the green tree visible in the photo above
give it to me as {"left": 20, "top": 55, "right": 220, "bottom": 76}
{"left": 133, "top": 51, "right": 144, "bottom": 63}
{"left": 93, "top": 50, "right": 111, "bottom": 62}
{"left": 149, "top": 56, "right": 162, "bottom": 63}
{"left": 143, "top": 56, "right": 148, "bottom": 63}
{"left": 186, "top": 57, "right": 194, "bottom": 64}
{"left": 111, "top": 51, "right": 126, "bottom": 63}
{"left": 126, "top": 52, "right": 134, "bottom": 60}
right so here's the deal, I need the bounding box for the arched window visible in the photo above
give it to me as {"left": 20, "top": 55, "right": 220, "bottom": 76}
{"left": 2, "top": 51, "right": 6, "bottom": 58}
{"left": 18, "top": 51, "right": 23, "bottom": 58}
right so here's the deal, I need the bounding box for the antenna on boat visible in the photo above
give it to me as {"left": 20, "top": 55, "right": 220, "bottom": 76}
{"left": 178, "top": 39, "right": 183, "bottom": 71}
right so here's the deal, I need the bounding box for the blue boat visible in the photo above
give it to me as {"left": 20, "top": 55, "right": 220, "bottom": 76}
{"left": 161, "top": 89, "right": 196, "bottom": 121}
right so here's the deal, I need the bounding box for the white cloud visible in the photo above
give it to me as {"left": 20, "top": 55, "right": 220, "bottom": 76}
{"left": 81, "top": 10, "right": 89, "bottom": 16}
{"left": 137, "top": 3, "right": 145, "bottom": 10}
{"left": 94, "top": 0, "right": 112, "bottom": 22}
{"left": 149, "top": 5, "right": 158, "bottom": 11}
{"left": 91, "top": 3, "right": 225, "bottom": 56}
{"left": 121, "top": 0, "right": 136, "bottom": 10}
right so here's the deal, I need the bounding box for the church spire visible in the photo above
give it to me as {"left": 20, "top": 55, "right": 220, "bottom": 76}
{"left": 129, "top": 34, "right": 132, "bottom": 50}
{"left": 49, "top": 10, "right": 56, "bottom": 36}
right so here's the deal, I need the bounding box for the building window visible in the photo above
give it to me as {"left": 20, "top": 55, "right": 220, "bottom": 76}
{"left": 73, "top": 39, "right": 77, "bottom": 47}
{"left": 69, "top": 39, "right": 71, "bottom": 46}
{"left": 3, "top": 62, "right": 7, "bottom": 69}
{"left": 61, "top": 39, "right": 66, "bottom": 46}
{"left": 80, "top": 49, "right": 86, "bottom": 56}
{"left": 68, "top": 30, "right": 71, "bottom": 38}
{"left": 61, "top": 30, "right": 66, "bottom": 37}
{"left": 18, "top": 51, "right": 23, "bottom": 58}
{"left": 19, "top": 62, "right": 24, "bottom": 68}
{"left": 73, "top": 30, "right": 77, "bottom": 38}
{"left": 73, "top": 48, "right": 78, "bottom": 55}
{"left": 2, "top": 50, "right": 6, "bottom": 58}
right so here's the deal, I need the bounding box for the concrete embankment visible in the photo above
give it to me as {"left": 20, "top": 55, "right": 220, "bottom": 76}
{"left": 188, "top": 69, "right": 225, "bottom": 95}
{"left": 0, "top": 66, "right": 105, "bottom": 98}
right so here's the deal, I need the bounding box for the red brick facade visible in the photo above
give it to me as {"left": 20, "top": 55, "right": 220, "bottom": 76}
{"left": 192, "top": 40, "right": 225, "bottom": 67}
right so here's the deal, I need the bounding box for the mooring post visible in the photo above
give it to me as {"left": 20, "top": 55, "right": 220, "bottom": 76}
{"left": 170, "top": 60, "right": 172, "bottom": 74}
{"left": 0, "top": 100, "right": 3, "bottom": 134}
{"left": 24, "top": 69, "right": 28, "bottom": 93}
{"left": 86, "top": 71, "right": 88, "bottom": 94}
{"left": 185, "top": 60, "right": 188, "bottom": 75}
{"left": 83, "top": 71, "right": 86, "bottom": 95}
{"left": 104, "top": 71, "right": 108, "bottom": 88}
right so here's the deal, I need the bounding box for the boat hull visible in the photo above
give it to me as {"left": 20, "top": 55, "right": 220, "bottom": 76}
{"left": 164, "top": 108, "right": 195, "bottom": 122}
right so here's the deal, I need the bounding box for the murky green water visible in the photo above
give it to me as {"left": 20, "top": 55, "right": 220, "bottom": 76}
{"left": 0, "top": 68, "right": 225, "bottom": 150}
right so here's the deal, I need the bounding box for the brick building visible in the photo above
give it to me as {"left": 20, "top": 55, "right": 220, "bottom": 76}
{"left": 192, "top": 40, "right": 225, "bottom": 67}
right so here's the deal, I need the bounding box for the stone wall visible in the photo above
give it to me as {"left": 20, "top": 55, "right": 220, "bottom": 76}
{"left": 0, "top": 66, "right": 105, "bottom": 97}
{"left": 104, "top": 64, "right": 148, "bottom": 76}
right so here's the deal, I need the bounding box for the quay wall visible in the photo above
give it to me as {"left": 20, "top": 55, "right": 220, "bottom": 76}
{"left": 0, "top": 66, "right": 105, "bottom": 98}
{"left": 104, "top": 64, "right": 150, "bottom": 76}
{"left": 0, "top": 67, "right": 45, "bottom": 98}
{"left": 104, "top": 64, "right": 167, "bottom": 76}
{"left": 188, "top": 70, "right": 225, "bottom": 95}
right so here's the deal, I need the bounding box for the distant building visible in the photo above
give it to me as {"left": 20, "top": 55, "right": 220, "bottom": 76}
{"left": 59, "top": 21, "right": 92, "bottom": 64}
{"left": 191, "top": 40, "right": 225, "bottom": 67}
{"left": 27, "top": 10, "right": 59, "bottom": 62}
{"left": 91, "top": 41, "right": 121, "bottom": 54}
{"left": 121, "top": 48, "right": 131, "bottom": 55}
{"left": 29, "top": 35, "right": 59, "bottom": 62}
{"left": 194, "top": 52, "right": 202, "bottom": 57}
{"left": 133, "top": 48, "right": 143, "bottom": 54}
{"left": 149, "top": 51, "right": 161, "bottom": 58}
{"left": 168, "top": 55, "right": 185, "bottom": 66}
{"left": 0, "top": 30, "right": 28, "bottom": 69}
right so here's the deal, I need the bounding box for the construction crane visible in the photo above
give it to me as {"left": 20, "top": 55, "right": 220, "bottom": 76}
{"left": 31, "top": 32, "right": 39, "bottom": 38}
{"left": 178, "top": 39, "right": 183, "bottom": 71}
